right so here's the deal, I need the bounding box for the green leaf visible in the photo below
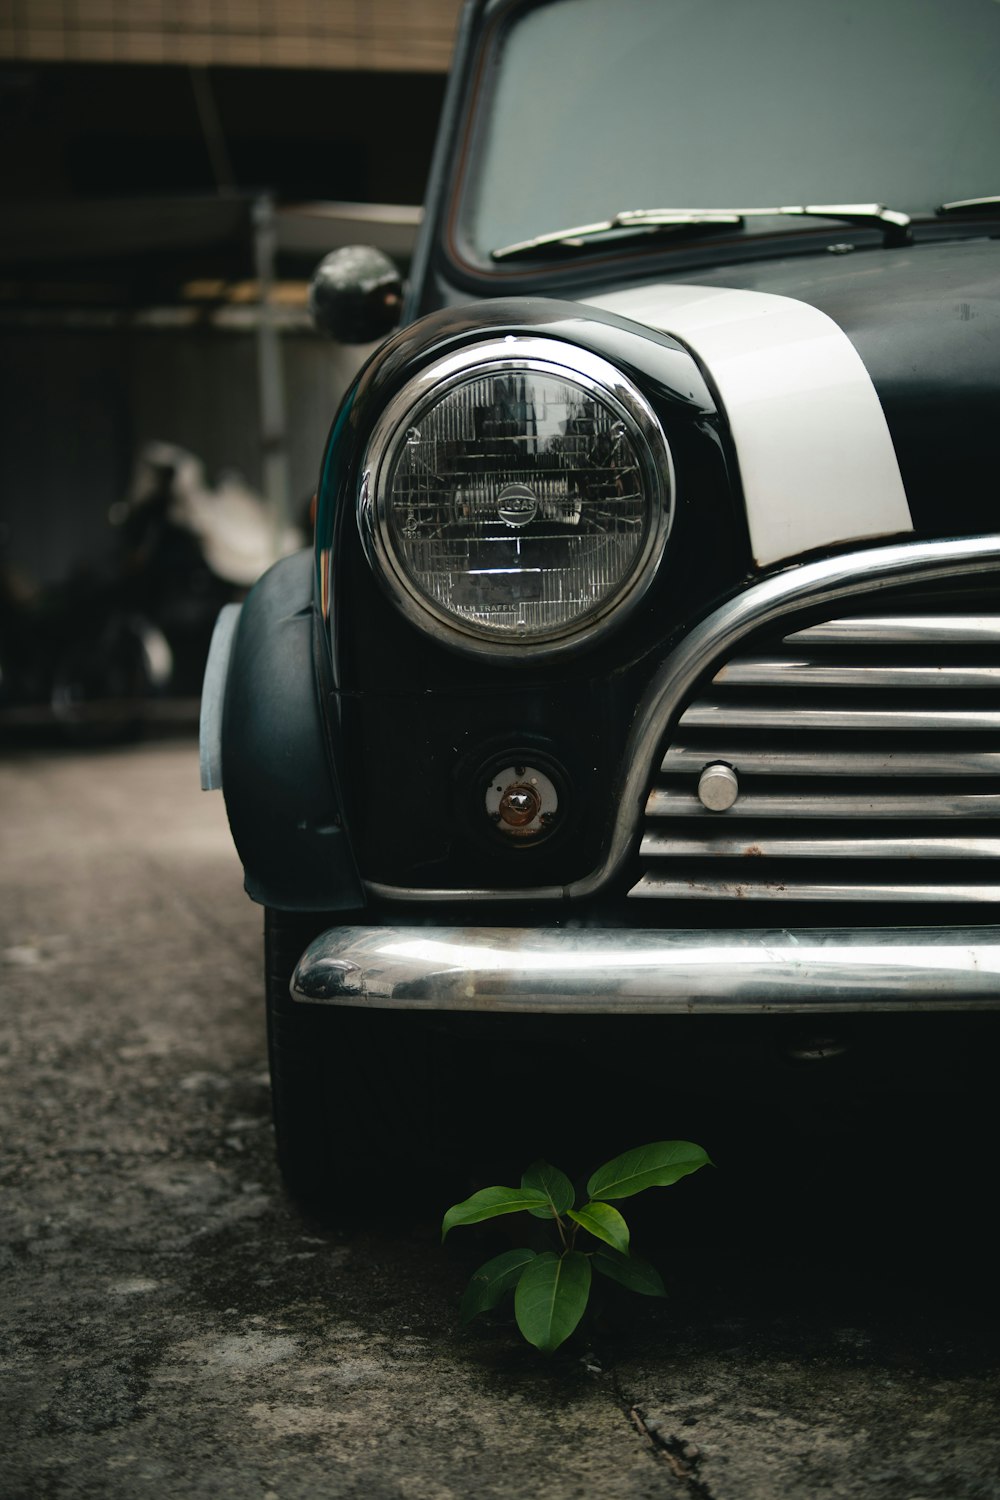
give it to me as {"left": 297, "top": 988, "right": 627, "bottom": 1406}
{"left": 567, "top": 1201, "right": 630, "bottom": 1255}
{"left": 587, "top": 1141, "right": 712, "bottom": 1202}
{"left": 441, "top": 1185, "right": 550, "bottom": 1241}
{"left": 514, "top": 1250, "right": 592, "bottom": 1354}
{"left": 592, "top": 1247, "right": 666, "bottom": 1298}
{"left": 460, "top": 1248, "right": 538, "bottom": 1323}
{"left": 521, "top": 1159, "right": 575, "bottom": 1220}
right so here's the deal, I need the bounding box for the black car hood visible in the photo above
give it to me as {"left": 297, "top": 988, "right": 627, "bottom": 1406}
{"left": 594, "top": 236, "right": 1000, "bottom": 543}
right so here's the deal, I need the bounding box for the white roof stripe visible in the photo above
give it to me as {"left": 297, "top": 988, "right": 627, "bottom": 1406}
{"left": 584, "top": 283, "right": 913, "bottom": 567}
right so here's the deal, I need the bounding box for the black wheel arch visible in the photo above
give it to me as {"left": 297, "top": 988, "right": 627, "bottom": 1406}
{"left": 220, "top": 549, "right": 363, "bottom": 913}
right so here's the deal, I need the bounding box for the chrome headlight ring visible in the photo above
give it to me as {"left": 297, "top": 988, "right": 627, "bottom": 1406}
{"left": 357, "top": 336, "right": 674, "bottom": 658}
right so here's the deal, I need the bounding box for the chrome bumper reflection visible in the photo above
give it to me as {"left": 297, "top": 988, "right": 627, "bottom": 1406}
{"left": 290, "top": 925, "right": 1000, "bottom": 1013}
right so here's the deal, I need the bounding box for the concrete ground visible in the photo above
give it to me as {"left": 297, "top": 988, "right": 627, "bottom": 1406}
{"left": 2, "top": 731, "right": 999, "bottom": 1499}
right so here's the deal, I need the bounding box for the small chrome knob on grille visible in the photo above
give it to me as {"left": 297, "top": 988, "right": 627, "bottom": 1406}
{"left": 698, "top": 762, "right": 739, "bottom": 811}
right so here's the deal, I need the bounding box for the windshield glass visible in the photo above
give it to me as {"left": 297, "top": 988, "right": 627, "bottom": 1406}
{"left": 462, "top": 0, "right": 1000, "bottom": 259}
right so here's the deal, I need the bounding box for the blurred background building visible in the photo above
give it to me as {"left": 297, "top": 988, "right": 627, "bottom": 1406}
{"left": 0, "top": 0, "right": 462, "bottom": 589}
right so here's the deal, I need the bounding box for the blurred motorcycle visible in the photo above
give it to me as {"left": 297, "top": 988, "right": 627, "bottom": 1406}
{"left": 0, "top": 442, "right": 302, "bottom": 742}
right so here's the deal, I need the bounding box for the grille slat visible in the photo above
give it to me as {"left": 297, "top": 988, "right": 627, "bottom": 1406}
{"left": 661, "top": 743, "right": 1000, "bottom": 776}
{"left": 787, "top": 615, "right": 1000, "bottom": 645}
{"left": 630, "top": 599, "right": 1000, "bottom": 906}
{"left": 639, "top": 832, "right": 1000, "bottom": 860}
{"left": 646, "top": 789, "right": 1000, "bottom": 819}
{"left": 680, "top": 700, "right": 1000, "bottom": 732}
{"left": 715, "top": 657, "right": 1000, "bottom": 689}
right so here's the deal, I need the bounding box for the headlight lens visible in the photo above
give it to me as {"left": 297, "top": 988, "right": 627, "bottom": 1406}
{"left": 359, "top": 337, "right": 672, "bottom": 654}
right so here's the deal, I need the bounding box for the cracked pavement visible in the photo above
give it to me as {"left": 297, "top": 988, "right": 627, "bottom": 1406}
{"left": 2, "top": 733, "right": 999, "bottom": 1498}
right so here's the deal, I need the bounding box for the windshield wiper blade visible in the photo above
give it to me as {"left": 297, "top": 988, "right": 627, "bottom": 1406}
{"left": 492, "top": 202, "right": 912, "bottom": 261}
{"left": 937, "top": 195, "right": 1000, "bottom": 215}
{"left": 492, "top": 210, "right": 743, "bottom": 261}
{"left": 625, "top": 203, "right": 912, "bottom": 233}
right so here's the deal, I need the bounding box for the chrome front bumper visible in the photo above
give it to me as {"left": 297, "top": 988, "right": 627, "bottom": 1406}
{"left": 291, "top": 925, "right": 1000, "bottom": 1014}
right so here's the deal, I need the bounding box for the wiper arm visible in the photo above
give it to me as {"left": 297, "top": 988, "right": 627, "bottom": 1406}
{"left": 492, "top": 202, "right": 912, "bottom": 261}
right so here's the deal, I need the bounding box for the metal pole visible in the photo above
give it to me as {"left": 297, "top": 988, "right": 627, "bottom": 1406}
{"left": 252, "top": 194, "right": 292, "bottom": 546}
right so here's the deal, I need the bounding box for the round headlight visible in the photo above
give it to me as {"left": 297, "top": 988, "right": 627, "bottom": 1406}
{"left": 359, "top": 337, "right": 673, "bottom": 655}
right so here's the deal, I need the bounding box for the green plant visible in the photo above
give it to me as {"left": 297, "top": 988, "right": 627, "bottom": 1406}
{"left": 442, "top": 1140, "right": 711, "bottom": 1353}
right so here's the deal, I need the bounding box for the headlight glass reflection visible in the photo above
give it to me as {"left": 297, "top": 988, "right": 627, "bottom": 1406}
{"left": 363, "top": 340, "right": 672, "bottom": 651}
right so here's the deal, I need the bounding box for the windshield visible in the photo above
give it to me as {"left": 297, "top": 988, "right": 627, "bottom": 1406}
{"left": 461, "top": 0, "right": 1000, "bottom": 260}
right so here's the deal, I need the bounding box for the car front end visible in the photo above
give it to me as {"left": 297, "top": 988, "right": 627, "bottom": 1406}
{"left": 201, "top": 0, "right": 1000, "bottom": 1207}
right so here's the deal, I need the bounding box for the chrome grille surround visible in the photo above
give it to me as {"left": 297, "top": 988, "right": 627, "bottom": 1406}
{"left": 631, "top": 545, "right": 1000, "bottom": 905}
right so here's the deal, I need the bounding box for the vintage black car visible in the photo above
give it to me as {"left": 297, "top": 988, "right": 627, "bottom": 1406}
{"left": 201, "top": 0, "right": 1000, "bottom": 1209}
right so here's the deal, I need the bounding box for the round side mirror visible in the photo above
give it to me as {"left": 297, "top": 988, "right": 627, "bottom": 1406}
{"left": 307, "top": 245, "right": 404, "bottom": 344}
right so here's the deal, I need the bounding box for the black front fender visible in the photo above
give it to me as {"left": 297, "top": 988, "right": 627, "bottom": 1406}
{"left": 217, "top": 550, "right": 362, "bottom": 912}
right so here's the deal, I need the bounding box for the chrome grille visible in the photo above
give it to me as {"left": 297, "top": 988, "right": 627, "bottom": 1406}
{"left": 630, "top": 610, "right": 1000, "bottom": 903}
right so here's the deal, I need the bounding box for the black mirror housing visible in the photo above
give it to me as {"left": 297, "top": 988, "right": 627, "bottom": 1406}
{"left": 307, "top": 245, "right": 404, "bottom": 344}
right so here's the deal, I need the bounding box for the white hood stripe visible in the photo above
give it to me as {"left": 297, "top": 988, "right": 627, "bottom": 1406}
{"left": 585, "top": 283, "right": 913, "bottom": 567}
